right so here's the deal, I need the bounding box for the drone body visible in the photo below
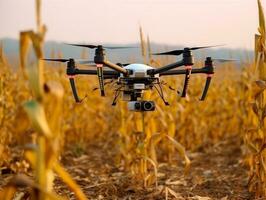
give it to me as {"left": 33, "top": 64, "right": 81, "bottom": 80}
{"left": 43, "top": 44, "right": 234, "bottom": 112}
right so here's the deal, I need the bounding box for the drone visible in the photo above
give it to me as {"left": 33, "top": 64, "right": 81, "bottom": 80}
{"left": 43, "top": 44, "right": 234, "bottom": 112}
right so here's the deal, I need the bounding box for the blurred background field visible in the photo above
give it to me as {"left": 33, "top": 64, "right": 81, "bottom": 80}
{"left": 0, "top": 0, "right": 266, "bottom": 199}
{"left": 0, "top": 39, "right": 257, "bottom": 199}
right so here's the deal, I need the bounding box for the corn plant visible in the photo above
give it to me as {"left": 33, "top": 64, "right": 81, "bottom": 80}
{"left": 245, "top": 0, "right": 266, "bottom": 197}
{"left": 0, "top": 0, "right": 87, "bottom": 199}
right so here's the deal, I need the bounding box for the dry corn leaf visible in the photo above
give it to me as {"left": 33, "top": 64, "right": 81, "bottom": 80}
{"left": 165, "top": 179, "right": 187, "bottom": 186}
{"left": 258, "top": 0, "right": 265, "bottom": 37}
{"left": 165, "top": 186, "right": 181, "bottom": 199}
{"left": 143, "top": 156, "right": 158, "bottom": 187}
{"left": 36, "top": 0, "right": 42, "bottom": 31}
{"left": 0, "top": 43, "right": 7, "bottom": 66}
{"left": 23, "top": 100, "right": 52, "bottom": 138}
{"left": 0, "top": 186, "right": 16, "bottom": 200}
{"left": 25, "top": 148, "right": 87, "bottom": 200}
{"left": 53, "top": 162, "right": 87, "bottom": 200}
{"left": 139, "top": 25, "right": 146, "bottom": 62}
{"left": 192, "top": 196, "right": 212, "bottom": 200}
{"left": 8, "top": 174, "right": 65, "bottom": 200}
{"left": 255, "top": 80, "right": 266, "bottom": 89}
{"left": 27, "top": 64, "right": 44, "bottom": 101}
{"left": 19, "top": 31, "right": 31, "bottom": 76}
{"left": 166, "top": 135, "right": 191, "bottom": 174}
{"left": 44, "top": 81, "right": 64, "bottom": 136}
{"left": 252, "top": 80, "right": 266, "bottom": 98}
{"left": 28, "top": 29, "right": 46, "bottom": 59}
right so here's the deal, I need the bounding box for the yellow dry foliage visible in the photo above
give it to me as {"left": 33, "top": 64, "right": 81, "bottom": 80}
{"left": 0, "top": 40, "right": 254, "bottom": 197}
{"left": 1, "top": 0, "right": 266, "bottom": 198}
{"left": 244, "top": 0, "right": 266, "bottom": 198}
{"left": 1, "top": 0, "right": 87, "bottom": 199}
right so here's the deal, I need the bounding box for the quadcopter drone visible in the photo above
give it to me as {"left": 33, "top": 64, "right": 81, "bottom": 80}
{"left": 43, "top": 44, "right": 233, "bottom": 112}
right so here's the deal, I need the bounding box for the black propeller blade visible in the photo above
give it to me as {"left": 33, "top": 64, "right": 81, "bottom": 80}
{"left": 43, "top": 58, "right": 70, "bottom": 62}
{"left": 153, "top": 45, "right": 224, "bottom": 56}
{"left": 212, "top": 58, "right": 239, "bottom": 63}
{"left": 67, "top": 43, "right": 138, "bottom": 50}
{"left": 43, "top": 58, "right": 95, "bottom": 65}
{"left": 78, "top": 60, "right": 95, "bottom": 65}
{"left": 116, "top": 63, "right": 131, "bottom": 67}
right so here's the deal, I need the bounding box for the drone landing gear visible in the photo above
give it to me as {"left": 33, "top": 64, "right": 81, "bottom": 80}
{"left": 154, "top": 82, "right": 169, "bottom": 106}
{"left": 112, "top": 87, "right": 122, "bottom": 106}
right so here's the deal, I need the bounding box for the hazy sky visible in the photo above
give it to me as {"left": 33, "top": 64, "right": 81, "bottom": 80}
{"left": 0, "top": 0, "right": 264, "bottom": 49}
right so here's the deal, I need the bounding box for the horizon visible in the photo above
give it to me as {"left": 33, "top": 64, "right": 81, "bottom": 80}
{"left": 0, "top": 0, "right": 263, "bottom": 50}
{"left": 0, "top": 37, "right": 255, "bottom": 51}
{"left": 1, "top": 38, "right": 254, "bottom": 65}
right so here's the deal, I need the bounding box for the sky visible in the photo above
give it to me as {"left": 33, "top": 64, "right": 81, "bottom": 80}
{"left": 0, "top": 0, "right": 264, "bottom": 49}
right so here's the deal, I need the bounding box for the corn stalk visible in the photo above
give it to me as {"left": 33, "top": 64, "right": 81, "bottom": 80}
{"left": 0, "top": 0, "right": 88, "bottom": 199}
{"left": 139, "top": 25, "right": 147, "bottom": 64}
{"left": 246, "top": 0, "right": 266, "bottom": 197}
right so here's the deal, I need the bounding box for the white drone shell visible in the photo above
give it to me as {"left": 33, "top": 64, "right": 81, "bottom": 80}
{"left": 120, "top": 63, "right": 159, "bottom": 78}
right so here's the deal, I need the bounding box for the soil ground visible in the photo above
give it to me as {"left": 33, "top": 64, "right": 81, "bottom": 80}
{"left": 0, "top": 137, "right": 254, "bottom": 200}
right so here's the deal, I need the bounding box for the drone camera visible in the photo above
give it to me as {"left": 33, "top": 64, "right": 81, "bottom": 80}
{"left": 133, "top": 83, "right": 145, "bottom": 90}
{"left": 128, "top": 101, "right": 155, "bottom": 112}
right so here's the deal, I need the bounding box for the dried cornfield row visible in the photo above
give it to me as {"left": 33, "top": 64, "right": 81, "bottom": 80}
{"left": 0, "top": 0, "right": 265, "bottom": 199}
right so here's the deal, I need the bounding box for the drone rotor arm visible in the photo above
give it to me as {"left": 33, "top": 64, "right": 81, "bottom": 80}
{"left": 148, "top": 60, "right": 184, "bottom": 75}
{"left": 102, "top": 60, "right": 128, "bottom": 75}
{"left": 74, "top": 69, "right": 119, "bottom": 77}
{"left": 159, "top": 67, "right": 208, "bottom": 76}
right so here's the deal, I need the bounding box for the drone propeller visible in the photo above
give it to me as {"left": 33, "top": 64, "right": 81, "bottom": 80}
{"left": 200, "top": 57, "right": 239, "bottom": 101}
{"left": 181, "top": 57, "right": 237, "bottom": 98}
{"left": 43, "top": 58, "right": 84, "bottom": 103}
{"left": 116, "top": 63, "right": 131, "bottom": 67}
{"left": 43, "top": 57, "right": 107, "bottom": 97}
{"left": 67, "top": 43, "right": 137, "bottom": 50}
{"left": 43, "top": 58, "right": 70, "bottom": 62}
{"left": 153, "top": 45, "right": 224, "bottom": 56}
{"left": 42, "top": 58, "right": 95, "bottom": 65}
{"left": 211, "top": 58, "right": 239, "bottom": 63}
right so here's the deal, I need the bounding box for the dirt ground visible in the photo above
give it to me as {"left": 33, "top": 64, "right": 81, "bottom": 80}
{"left": 0, "top": 137, "right": 254, "bottom": 200}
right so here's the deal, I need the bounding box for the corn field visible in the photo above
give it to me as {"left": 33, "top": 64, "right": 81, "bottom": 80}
{"left": 0, "top": 0, "right": 266, "bottom": 199}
